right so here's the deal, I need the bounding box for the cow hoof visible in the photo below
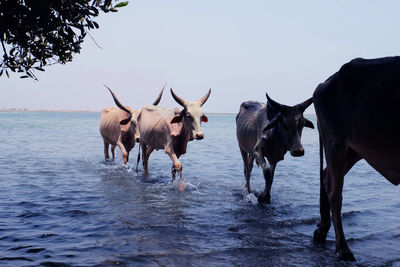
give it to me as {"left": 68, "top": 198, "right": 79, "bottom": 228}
{"left": 313, "top": 228, "right": 328, "bottom": 243}
{"left": 337, "top": 248, "right": 356, "bottom": 261}
{"left": 336, "top": 242, "right": 356, "bottom": 261}
{"left": 257, "top": 194, "right": 271, "bottom": 204}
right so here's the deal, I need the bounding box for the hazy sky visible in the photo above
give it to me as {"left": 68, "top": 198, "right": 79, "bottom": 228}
{"left": 1, "top": 1, "right": 400, "bottom": 113}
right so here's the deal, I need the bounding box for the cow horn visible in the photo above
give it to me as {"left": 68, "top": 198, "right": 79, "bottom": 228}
{"left": 199, "top": 89, "right": 211, "bottom": 107}
{"left": 266, "top": 93, "right": 284, "bottom": 111}
{"left": 170, "top": 88, "right": 186, "bottom": 107}
{"left": 152, "top": 83, "right": 166, "bottom": 106}
{"left": 103, "top": 84, "right": 131, "bottom": 115}
{"left": 297, "top": 97, "right": 313, "bottom": 112}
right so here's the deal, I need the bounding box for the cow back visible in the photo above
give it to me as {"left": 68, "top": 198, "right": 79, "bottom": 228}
{"left": 100, "top": 107, "right": 123, "bottom": 145}
{"left": 313, "top": 56, "right": 400, "bottom": 185}
{"left": 236, "top": 101, "right": 268, "bottom": 153}
{"left": 138, "top": 106, "right": 180, "bottom": 150}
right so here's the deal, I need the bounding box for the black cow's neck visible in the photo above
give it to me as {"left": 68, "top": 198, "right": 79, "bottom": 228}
{"left": 172, "top": 123, "right": 190, "bottom": 157}
{"left": 268, "top": 125, "right": 288, "bottom": 162}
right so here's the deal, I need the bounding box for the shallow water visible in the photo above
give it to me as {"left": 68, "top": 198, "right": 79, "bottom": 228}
{"left": 0, "top": 111, "right": 399, "bottom": 266}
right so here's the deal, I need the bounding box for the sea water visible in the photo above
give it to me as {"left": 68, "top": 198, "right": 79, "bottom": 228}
{"left": 0, "top": 112, "right": 399, "bottom": 266}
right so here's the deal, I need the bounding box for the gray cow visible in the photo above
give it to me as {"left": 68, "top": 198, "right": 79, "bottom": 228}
{"left": 236, "top": 93, "right": 314, "bottom": 203}
{"left": 100, "top": 84, "right": 165, "bottom": 164}
{"left": 137, "top": 88, "right": 211, "bottom": 182}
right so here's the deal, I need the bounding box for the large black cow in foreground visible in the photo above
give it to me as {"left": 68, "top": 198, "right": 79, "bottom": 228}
{"left": 236, "top": 94, "right": 314, "bottom": 203}
{"left": 313, "top": 56, "right": 400, "bottom": 261}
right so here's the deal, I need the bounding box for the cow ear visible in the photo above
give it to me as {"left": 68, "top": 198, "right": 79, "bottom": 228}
{"left": 201, "top": 115, "right": 208, "bottom": 122}
{"left": 304, "top": 118, "right": 315, "bottom": 129}
{"left": 120, "top": 115, "right": 132, "bottom": 125}
{"left": 263, "top": 113, "right": 282, "bottom": 132}
{"left": 170, "top": 115, "right": 183, "bottom": 124}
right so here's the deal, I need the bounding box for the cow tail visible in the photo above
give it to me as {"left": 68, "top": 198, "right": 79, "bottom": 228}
{"left": 319, "top": 126, "right": 323, "bottom": 183}
{"left": 136, "top": 144, "right": 141, "bottom": 173}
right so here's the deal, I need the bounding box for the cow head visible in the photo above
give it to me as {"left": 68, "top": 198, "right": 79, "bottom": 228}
{"left": 170, "top": 88, "right": 211, "bottom": 140}
{"left": 127, "top": 109, "right": 140, "bottom": 142}
{"left": 104, "top": 85, "right": 140, "bottom": 142}
{"left": 263, "top": 93, "right": 314, "bottom": 157}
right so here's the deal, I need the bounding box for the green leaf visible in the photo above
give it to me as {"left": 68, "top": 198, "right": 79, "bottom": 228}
{"left": 34, "top": 67, "right": 45, "bottom": 71}
{"left": 114, "top": 1, "right": 128, "bottom": 8}
{"left": 20, "top": 75, "right": 29, "bottom": 78}
{"left": 0, "top": 69, "right": 3, "bottom": 77}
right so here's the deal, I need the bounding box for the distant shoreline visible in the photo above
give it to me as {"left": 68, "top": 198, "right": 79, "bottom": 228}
{"left": 0, "top": 109, "right": 235, "bottom": 114}
{"left": 0, "top": 109, "right": 98, "bottom": 113}
{"left": 0, "top": 109, "right": 315, "bottom": 116}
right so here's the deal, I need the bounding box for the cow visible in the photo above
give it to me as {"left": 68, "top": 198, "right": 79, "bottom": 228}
{"left": 137, "top": 88, "right": 211, "bottom": 183}
{"left": 99, "top": 84, "right": 165, "bottom": 165}
{"left": 236, "top": 93, "right": 314, "bottom": 204}
{"left": 313, "top": 56, "right": 400, "bottom": 261}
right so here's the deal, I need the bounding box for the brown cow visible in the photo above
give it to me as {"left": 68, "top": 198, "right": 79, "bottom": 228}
{"left": 99, "top": 84, "right": 165, "bottom": 164}
{"left": 313, "top": 56, "right": 400, "bottom": 260}
{"left": 137, "top": 88, "right": 211, "bottom": 182}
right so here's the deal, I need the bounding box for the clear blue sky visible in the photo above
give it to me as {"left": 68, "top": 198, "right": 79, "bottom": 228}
{"left": 1, "top": 1, "right": 399, "bottom": 113}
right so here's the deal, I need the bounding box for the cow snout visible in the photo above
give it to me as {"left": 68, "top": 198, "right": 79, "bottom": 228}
{"left": 135, "top": 137, "right": 140, "bottom": 143}
{"left": 194, "top": 132, "right": 204, "bottom": 140}
{"left": 291, "top": 148, "right": 304, "bottom": 157}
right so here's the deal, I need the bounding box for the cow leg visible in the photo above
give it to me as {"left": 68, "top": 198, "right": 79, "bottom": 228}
{"left": 111, "top": 145, "right": 116, "bottom": 161}
{"left": 126, "top": 151, "right": 130, "bottom": 163}
{"left": 267, "top": 162, "right": 276, "bottom": 197}
{"left": 116, "top": 140, "right": 128, "bottom": 164}
{"left": 259, "top": 162, "right": 276, "bottom": 204}
{"left": 257, "top": 164, "right": 272, "bottom": 203}
{"left": 136, "top": 144, "right": 141, "bottom": 174}
{"left": 246, "top": 153, "right": 255, "bottom": 193}
{"left": 239, "top": 148, "right": 251, "bottom": 193}
{"left": 141, "top": 142, "right": 150, "bottom": 178}
{"left": 176, "top": 154, "right": 183, "bottom": 180}
{"left": 314, "top": 167, "right": 331, "bottom": 243}
{"left": 169, "top": 155, "right": 182, "bottom": 181}
{"left": 253, "top": 139, "right": 273, "bottom": 203}
{"left": 165, "top": 148, "right": 182, "bottom": 181}
{"left": 324, "top": 146, "right": 359, "bottom": 261}
{"left": 103, "top": 140, "right": 110, "bottom": 161}
{"left": 170, "top": 163, "right": 183, "bottom": 181}
{"left": 248, "top": 153, "right": 255, "bottom": 174}
{"left": 168, "top": 152, "right": 184, "bottom": 191}
{"left": 146, "top": 146, "right": 154, "bottom": 157}
{"left": 140, "top": 143, "right": 154, "bottom": 178}
{"left": 144, "top": 146, "right": 154, "bottom": 177}
{"left": 145, "top": 146, "right": 154, "bottom": 167}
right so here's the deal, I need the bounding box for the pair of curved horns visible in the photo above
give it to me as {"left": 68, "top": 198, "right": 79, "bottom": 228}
{"left": 105, "top": 82, "right": 167, "bottom": 110}
{"left": 266, "top": 93, "right": 312, "bottom": 113}
{"left": 171, "top": 88, "right": 211, "bottom": 107}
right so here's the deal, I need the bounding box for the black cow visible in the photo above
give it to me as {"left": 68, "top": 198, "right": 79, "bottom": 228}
{"left": 236, "top": 93, "right": 314, "bottom": 203}
{"left": 313, "top": 56, "right": 400, "bottom": 260}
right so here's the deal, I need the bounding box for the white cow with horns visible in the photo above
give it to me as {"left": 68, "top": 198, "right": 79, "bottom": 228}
{"left": 137, "top": 88, "right": 211, "bottom": 184}
{"left": 99, "top": 84, "right": 165, "bottom": 165}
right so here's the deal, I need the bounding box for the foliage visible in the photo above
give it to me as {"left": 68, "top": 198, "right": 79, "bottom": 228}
{"left": 0, "top": 0, "right": 128, "bottom": 80}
